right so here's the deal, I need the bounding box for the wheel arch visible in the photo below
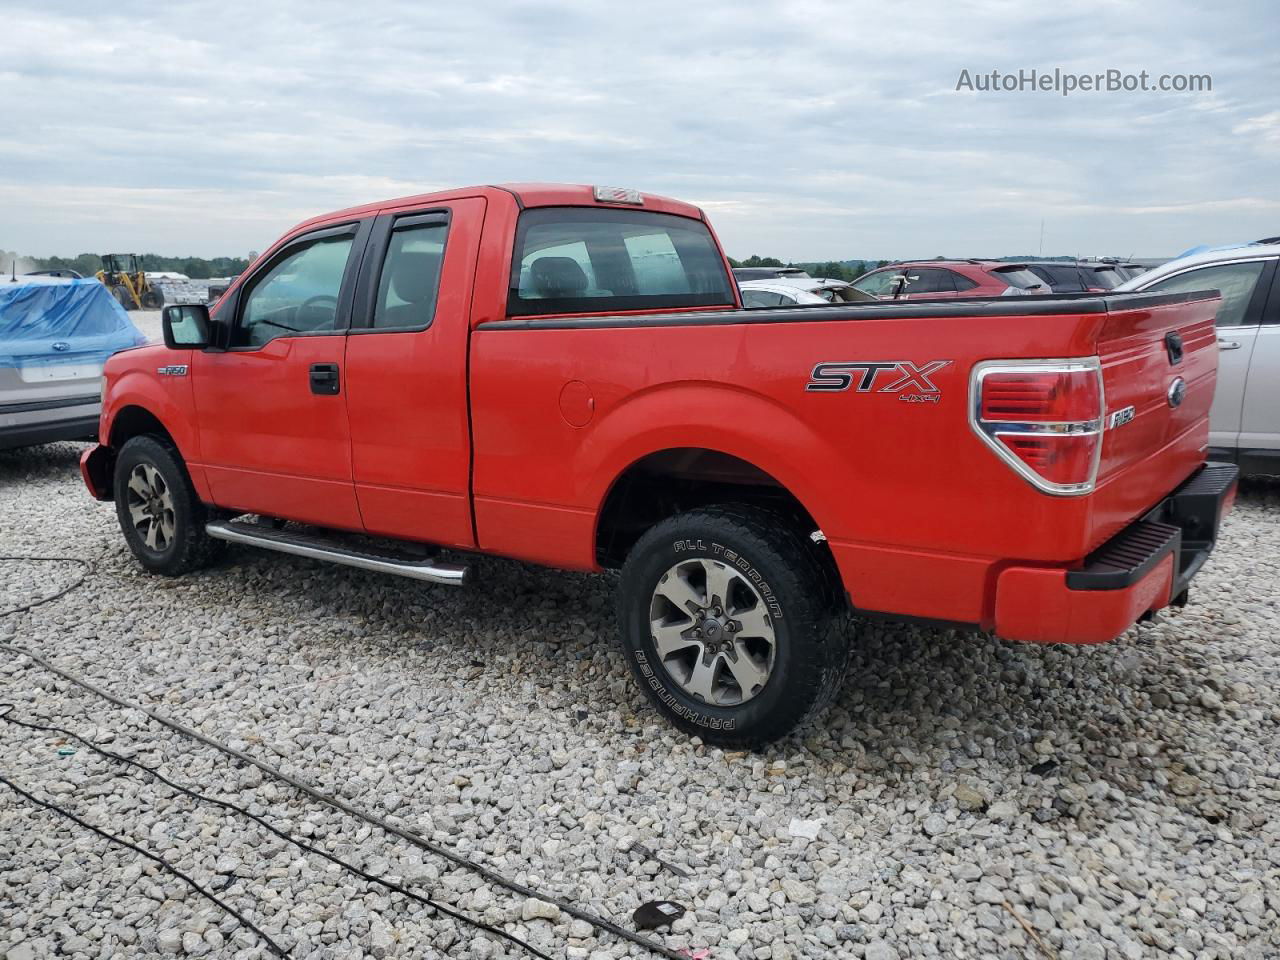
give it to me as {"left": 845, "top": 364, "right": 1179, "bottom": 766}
{"left": 109, "top": 404, "right": 177, "bottom": 450}
{"left": 100, "top": 374, "right": 205, "bottom": 500}
{"left": 582, "top": 381, "right": 842, "bottom": 556}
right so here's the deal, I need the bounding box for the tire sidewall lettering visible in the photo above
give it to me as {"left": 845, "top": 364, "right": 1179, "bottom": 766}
{"left": 670, "top": 538, "right": 782, "bottom": 620}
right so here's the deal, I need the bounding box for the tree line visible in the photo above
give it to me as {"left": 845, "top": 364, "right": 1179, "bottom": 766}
{"left": 727, "top": 255, "right": 892, "bottom": 283}
{"left": 2, "top": 250, "right": 251, "bottom": 280}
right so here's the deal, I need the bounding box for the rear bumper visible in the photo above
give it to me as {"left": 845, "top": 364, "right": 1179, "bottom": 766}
{"left": 995, "top": 462, "right": 1238, "bottom": 644}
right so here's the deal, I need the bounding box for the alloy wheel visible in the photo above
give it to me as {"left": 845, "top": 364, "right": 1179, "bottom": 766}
{"left": 648, "top": 558, "right": 777, "bottom": 706}
{"left": 125, "top": 463, "right": 176, "bottom": 552}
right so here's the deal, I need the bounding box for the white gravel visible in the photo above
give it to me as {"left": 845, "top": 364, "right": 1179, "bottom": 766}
{"left": 129, "top": 309, "right": 163, "bottom": 344}
{"left": 2, "top": 441, "right": 1278, "bottom": 959}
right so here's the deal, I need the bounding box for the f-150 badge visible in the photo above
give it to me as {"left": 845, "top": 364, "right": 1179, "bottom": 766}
{"left": 806, "top": 360, "right": 951, "bottom": 400}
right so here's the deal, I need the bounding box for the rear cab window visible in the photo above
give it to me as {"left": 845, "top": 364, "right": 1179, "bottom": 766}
{"left": 508, "top": 208, "right": 735, "bottom": 317}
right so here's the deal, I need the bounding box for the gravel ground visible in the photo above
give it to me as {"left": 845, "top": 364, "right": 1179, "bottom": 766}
{"left": 1, "top": 442, "right": 1278, "bottom": 960}
{"left": 130, "top": 309, "right": 163, "bottom": 344}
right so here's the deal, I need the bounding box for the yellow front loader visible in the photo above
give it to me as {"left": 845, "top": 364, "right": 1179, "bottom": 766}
{"left": 97, "top": 254, "right": 164, "bottom": 310}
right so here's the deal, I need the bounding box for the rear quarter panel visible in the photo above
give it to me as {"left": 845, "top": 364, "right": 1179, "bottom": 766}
{"left": 470, "top": 308, "right": 1119, "bottom": 625}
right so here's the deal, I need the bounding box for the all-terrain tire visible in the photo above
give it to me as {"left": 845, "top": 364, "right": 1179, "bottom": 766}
{"left": 113, "top": 435, "right": 223, "bottom": 576}
{"left": 617, "top": 505, "right": 851, "bottom": 747}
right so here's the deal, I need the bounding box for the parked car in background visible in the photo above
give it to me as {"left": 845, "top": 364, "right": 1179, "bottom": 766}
{"left": 1103, "top": 260, "right": 1151, "bottom": 282}
{"left": 206, "top": 275, "right": 241, "bottom": 303}
{"left": 852, "top": 260, "right": 1047, "bottom": 299}
{"left": 1024, "top": 261, "right": 1125, "bottom": 293}
{"left": 1117, "top": 241, "right": 1280, "bottom": 474}
{"left": 24, "top": 269, "right": 84, "bottom": 279}
{"left": 1, "top": 277, "right": 146, "bottom": 449}
{"left": 739, "top": 279, "right": 829, "bottom": 307}
{"left": 741, "top": 276, "right": 877, "bottom": 306}
{"left": 731, "top": 266, "right": 811, "bottom": 281}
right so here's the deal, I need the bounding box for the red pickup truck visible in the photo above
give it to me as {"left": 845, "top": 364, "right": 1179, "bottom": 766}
{"left": 81, "top": 183, "right": 1237, "bottom": 745}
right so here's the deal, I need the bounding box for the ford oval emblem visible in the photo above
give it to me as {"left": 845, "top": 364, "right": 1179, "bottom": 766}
{"left": 1167, "top": 376, "right": 1186, "bottom": 408}
{"left": 52, "top": 341, "right": 70, "bottom": 352}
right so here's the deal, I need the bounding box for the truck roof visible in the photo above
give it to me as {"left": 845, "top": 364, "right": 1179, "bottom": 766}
{"left": 286, "top": 183, "right": 706, "bottom": 239}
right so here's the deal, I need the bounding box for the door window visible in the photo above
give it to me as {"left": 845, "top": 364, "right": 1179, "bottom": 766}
{"left": 373, "top": 221, "right": 449, "bottom": 329}
{"left": 1143, "top": 261, "right": 1269, "bottom": 327}
{"left": 854, "top": 269, "right": 909, "bottom": 297}
{"left": 237, "top": 234, "right": 355, "bottom": 347}
{"left": 901, "top": 269, "right": 948, "bottom": 294}
{"left": 742, "top": 289, "right": 788, "bottom": 307}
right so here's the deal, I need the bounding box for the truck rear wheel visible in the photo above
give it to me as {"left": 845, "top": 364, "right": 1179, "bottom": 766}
{"left": 617, "top": 506, "right": 850, "bottom": 747}
{"left": 113, "top": 436, "right": 222, "bottom": 576}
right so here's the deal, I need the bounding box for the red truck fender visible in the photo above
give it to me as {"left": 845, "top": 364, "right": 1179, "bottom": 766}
{"left": 92, "top": 363, "right": 208, "bottom": 501}
{"left": 579, "top": 382, "right": 843, "bottom": 553}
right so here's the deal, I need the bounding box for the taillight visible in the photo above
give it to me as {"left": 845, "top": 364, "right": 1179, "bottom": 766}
{"left": 970, "top": 359, "right": 1104, "bottom": 495}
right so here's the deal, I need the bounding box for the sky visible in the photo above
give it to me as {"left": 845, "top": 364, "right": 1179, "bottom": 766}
{"left": 1, "top": 0, "right": 1277, "bottom": 262}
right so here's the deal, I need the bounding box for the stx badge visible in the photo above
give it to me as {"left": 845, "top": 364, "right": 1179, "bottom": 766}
{"left": 806, "top": 360, "right": 951, "bottom": 399}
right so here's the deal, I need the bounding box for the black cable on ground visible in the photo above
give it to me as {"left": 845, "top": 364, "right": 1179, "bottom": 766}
{"left": 0, "top": 555, "right": 93, "bottom": 617}
{"left": 0, "top": 772, "right": 288, "bottom": 957}
{"left": 0, "top": 703, "right": 554, "bottom": 960}
{"left": 0, "top": 580, "right": 690, "bottom": 959}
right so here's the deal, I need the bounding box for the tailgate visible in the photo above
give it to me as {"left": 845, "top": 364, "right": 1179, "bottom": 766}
{"left": 1088, "top": 290, "right": 1220, "bottom": 549}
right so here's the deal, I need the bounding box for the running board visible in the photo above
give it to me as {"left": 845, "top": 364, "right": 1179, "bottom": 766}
{"left": 205, "top": 520, "right": 470, "bottom": 586}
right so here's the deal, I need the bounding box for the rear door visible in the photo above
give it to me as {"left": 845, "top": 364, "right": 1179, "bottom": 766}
{"left": 343, "top": 197, "right": 486, "bottom": 548}
{"left": 1238, "top": 263, "right": 1280, "bottom": 462}
{"left": 1138, "top": 257, "right": 1276, "bottom": 451}
{"left": 192, "top": 220, "right": 371, "bottom": 528}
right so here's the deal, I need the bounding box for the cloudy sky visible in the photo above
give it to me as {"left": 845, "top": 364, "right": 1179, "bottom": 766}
{"left": 1, "top": 0, "right": 1277, "bottom": 261}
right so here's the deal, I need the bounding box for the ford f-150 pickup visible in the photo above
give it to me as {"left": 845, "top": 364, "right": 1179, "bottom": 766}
{"left": 81, "top": 183, "right": 1238, "bottom": 745}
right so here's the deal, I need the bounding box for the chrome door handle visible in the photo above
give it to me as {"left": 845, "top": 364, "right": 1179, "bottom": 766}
{"left": 1217, "top": 339, "right": 1242, "bottom": 350}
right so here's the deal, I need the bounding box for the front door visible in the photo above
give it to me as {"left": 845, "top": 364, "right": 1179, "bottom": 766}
{"left": 1140, "top": 257, "right": 1276, "bottom": 452}
{"left": 192, "top": 221, "right": 371, "bottom": 529}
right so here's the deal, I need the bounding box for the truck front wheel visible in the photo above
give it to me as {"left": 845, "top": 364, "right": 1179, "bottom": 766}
{"left": 113, "top": 436, "right": 222, "bottom": 576}
{"left": 617, "top": 506, "right": 851, "bottom": 747}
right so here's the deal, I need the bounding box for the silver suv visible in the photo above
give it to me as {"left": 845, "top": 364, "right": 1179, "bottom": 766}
{"left": 1117, "top": 240, "right": 1280, "bottom": 475}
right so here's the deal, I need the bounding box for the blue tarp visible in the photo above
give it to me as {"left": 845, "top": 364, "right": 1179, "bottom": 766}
{"left": 0, "top": 278, "right": 146, "bottom": 368}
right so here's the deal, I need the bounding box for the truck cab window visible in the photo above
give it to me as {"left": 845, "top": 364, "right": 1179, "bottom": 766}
{"left": 374, "top": 222, "right": 448, "bottom": 329}
{"left": 237, "top": 235, "right": 354, "bottom": 347}
{"left": 508, "top": 207, "right": 735, "bottom": 317}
